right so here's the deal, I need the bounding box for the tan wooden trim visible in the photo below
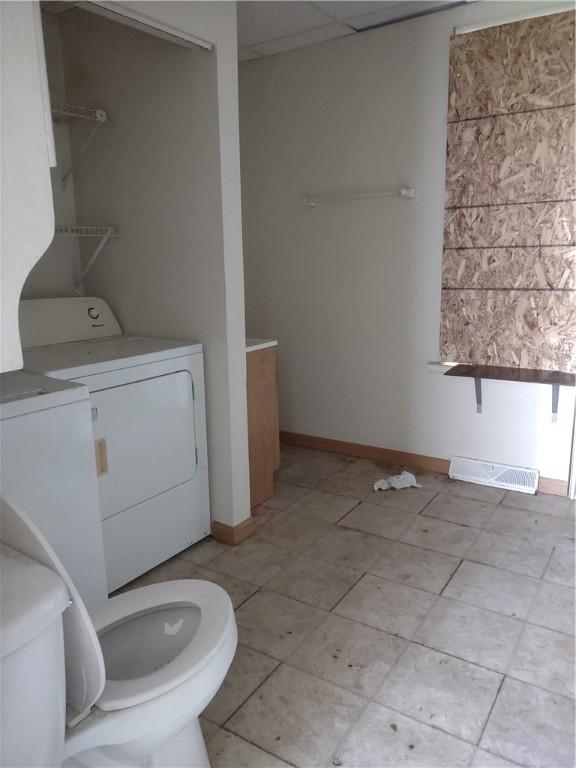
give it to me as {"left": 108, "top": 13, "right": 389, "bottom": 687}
{"left": 211, "top": 516, "right": 257, "bottom": 546}
{"left": 280, "top": 431, "right": 450, "bottom": 474}
{"left": 537, "top": 477, "right": 568, "bottom": 497}
{"left": 280, "top": 431, "right": 568, "bottom": 497}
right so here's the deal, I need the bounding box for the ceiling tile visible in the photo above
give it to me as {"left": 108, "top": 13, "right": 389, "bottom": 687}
{"left": 251, "top": 22, "right": 353, "bottom": 56}
{"left": 237, "top": 1, "right": 333, "bottom": 46}
{"left": 347, "top": 0, "right": 453, "bottom": 29}
{"left": 312, "top": 2, "right": 405, "bottom": 21}
{"left": 238, "top": 47, "right": 261, "bottom": 62}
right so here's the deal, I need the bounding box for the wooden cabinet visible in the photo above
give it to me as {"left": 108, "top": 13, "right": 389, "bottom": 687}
{"left": 246, "top": 345, "right": 280, "bottom": 508}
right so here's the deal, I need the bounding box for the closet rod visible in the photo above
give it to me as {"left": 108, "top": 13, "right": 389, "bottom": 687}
{"left": 304, "top": 186, "right": 416, "bottom": 207}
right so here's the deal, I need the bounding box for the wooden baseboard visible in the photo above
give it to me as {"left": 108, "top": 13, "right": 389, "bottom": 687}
{"left": 280, "top": 431, "right": 450, "bottom": 474}
{"left": 212, "top": 516, "right": 256, "bottom": 546}
{"left": 537, "top": 477, "right": 568, "bottom": 496}
{"left": 280, "top": 431, "right": 568, "bottom": 497}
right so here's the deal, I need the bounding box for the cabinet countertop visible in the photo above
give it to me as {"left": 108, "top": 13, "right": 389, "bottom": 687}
{"left": 246, "top": 338, "right": 278, "bottom": 353}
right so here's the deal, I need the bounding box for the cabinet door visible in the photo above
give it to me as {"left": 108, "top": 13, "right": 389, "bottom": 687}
{"left": 247, "top": 347, "right": 280, "bottom": 507}
{"left": 1, "top": 1, "right": 55, "bottom": 372}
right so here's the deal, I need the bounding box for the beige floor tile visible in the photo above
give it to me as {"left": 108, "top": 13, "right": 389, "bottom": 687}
{"left": 367, "top": 486, "right": 439, "bottom": 513}
{"left": 334, "top": 574, "right": 436, "bottom": 638}
{"left": 265, "top": 482, "right": 310, "bottom": 510}
{"left": 288, "top": 613, "right": 405, "bottom": 697}
{"left": 305, "top": 526, "right": 385, "bottom": 570}
{"left": 316, "top": 471, "right": 374, "bottom": 500}
{"left": 369, "top": 539, "right": 460, "bottom": 593}
{"left": 119, "top": 558, "right": 258, "bottom": 609}
{"left": 487, "top": 506, "right": 575, "bottom": 546}
{"left": 399, "top": 515, "right": 480, "bottom": 557}
{"left": 502, "top": 490, "right": 575, "bottom": 520}
{"left": 480, "top": 678, "right": 575, "bottom": 768}
{"left": 209, "top": 539, "right": 294, "bottom": 586}
{"left": 264, "top": 554, "right": 362, "bottom": 610}
{"left": 423, "top": 493, "right": 497, "bottom": 529}
{"left": 443, "top": 561, "right": 540, "bottom": 620}
{"left": 279, "top": 444, "right": 314, "bottom": 470}
{"left": 444, "top": 480, "right": 507, "bottom": 505}
{"left": 339, "top": 502, "right": 417, "bottom": 541}
{"left": 471, "top": 748, "right": 523, "bottom": 767}
{"left": 508, "top": 624, "right": 575, "bottom": 698}
{"left": 466, "top": 532, "right": 552, "bottom": 578}
{"left": 284, "top": 489, "right": 359, "bottom": 523}
{"left": 178, "top": 537, "right": 230, "bottom": 566}
{"left": 199, "top": 716, "right": 221, "bottom": 744}
{"left": 333, "top": 703, "right": 475, "bottom": 768}
{"left": 544, "top": 545, "right": 575, "bottom": 587}
{"left": 207, "top": 729, "right": 291, "bottom": 768}
{"left": 405, "top": 469, "right": 449, "bottom": 490}
{"left": 277, "top": 460, "right": 338, "bottom": 489}
{"left": 346, "top": 457, "right": 400, "bottom": 479}
{"left": 203, "top": 645, "right": 279, "bottom": 725}
{"left": 235, "top": 590, "right": 327, "bottom": 660}
{"left": 413, "top": 597, "right": 524, "bottom": 672}
{"left": 253, "top": 510, "right": 331, "bottom": 552}
{"left": 528, "top": 581, "right": 575, "bottom": 636}
{"left": 376, "top": 644, "right": 502, "bottom": 743}
{"left": 227, "top": 665, "right": 365, "bottom": 768}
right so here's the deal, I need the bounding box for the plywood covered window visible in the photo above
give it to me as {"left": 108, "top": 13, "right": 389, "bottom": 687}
{"left": 440, "top": 12, "right": 576, "bottom": 372}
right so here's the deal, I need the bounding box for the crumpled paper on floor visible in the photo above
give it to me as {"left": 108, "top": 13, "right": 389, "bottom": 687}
{"left": 373, "top": 471, "right": 421, "bottom": 492}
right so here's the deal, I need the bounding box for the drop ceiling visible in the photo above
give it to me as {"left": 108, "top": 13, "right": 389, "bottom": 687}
{"left": 237, "top": 1, "right": 463, "bottom": 60}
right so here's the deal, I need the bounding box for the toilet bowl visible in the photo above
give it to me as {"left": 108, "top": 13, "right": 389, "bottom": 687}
{"left": 0, "top": 500, "right": 237, "bottom": 768}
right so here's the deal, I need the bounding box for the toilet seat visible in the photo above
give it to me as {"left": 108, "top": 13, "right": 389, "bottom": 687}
{"left": 94, "top": 580, "right": 234, "bottom": 711}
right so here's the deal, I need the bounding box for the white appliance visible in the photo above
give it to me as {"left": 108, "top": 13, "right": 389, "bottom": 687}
{"left": 0, "top": 499, "right": 237, "bottom": 768}
{"left": 21, "top": 297, "right": 211, "bottom": 592}
{"left": 0, "top": 370, "right": 108, "bottom": 610}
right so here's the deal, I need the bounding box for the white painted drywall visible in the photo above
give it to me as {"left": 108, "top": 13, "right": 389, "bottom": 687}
{"left": 240, "top": 0, "right": 576, "bottom": 481}
{"left": 58, "top": 3, "right": 250, "bottom": 527}
{"left": 22, "top": 12, "right": 81, "bottom": 299}
{"left": 1, "top": 2, "right": 55, "bottom": 372}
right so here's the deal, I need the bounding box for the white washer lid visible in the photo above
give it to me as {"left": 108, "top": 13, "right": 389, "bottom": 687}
{"left": 0, "top": 543, "right": 69, "bottom": 658}
{"left": 0, "top": 499, "right": 105, "bottom": 727}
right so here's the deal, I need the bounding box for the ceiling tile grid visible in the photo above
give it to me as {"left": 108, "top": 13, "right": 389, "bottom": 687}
{"left": 237, "top": 1, "right": 459, "bottom": 58}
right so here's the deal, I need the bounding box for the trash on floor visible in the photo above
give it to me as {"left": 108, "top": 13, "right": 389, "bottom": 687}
{"left": 373, "top": 471, "right": 421, "bottom": 491}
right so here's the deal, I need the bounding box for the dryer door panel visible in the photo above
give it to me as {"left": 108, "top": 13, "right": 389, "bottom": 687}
{"left": 91, "top": 371, "right": 197, "bottom": 520}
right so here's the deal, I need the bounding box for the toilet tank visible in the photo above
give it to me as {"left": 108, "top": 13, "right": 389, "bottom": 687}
{"left": 0, "top": 544, "right": 69, "bottom": 767}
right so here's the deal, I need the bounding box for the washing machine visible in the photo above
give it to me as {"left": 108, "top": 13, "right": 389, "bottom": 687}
{"left": 21, "top": 297, "right": 211, "bottom": 592}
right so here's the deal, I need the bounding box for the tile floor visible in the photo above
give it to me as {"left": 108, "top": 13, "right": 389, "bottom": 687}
{"left": 122, "top": 446, "right": 576, "bottom": 768}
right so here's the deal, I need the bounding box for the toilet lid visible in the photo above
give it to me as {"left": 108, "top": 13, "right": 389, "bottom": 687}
{"left": 0, "top": 499, "right": 105, "bottom": 727}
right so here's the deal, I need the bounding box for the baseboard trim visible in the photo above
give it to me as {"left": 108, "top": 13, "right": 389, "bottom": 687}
{"left": 211, "top": 516, "right": 256, "bottom": 546}
{"left": 537, "top": 477, "right": 568, "bottom": 497}
{"left": 280, "top": 431, "right": 568, "bottom": 497}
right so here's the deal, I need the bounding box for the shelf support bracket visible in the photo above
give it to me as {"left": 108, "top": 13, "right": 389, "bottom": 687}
{"left": 73, "top": 227, "right": 114, "bottom": 294}
{"left": 61, "top": 121, "right": 103, "bottom": 187}
{"left": 474, "top": 378, "right": 482, "bottom": 414}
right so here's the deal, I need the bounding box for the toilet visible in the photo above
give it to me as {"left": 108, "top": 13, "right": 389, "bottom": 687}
{"left": 0, "top": 499, "right": 237, "bottom": 768}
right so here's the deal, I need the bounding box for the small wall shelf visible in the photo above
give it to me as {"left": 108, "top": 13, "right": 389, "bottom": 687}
{"left": 55, "top": 225, "right": 119, "bottom": 292}
{"left": 51, "top": 103, "right": 110, "bottom": 186}
{"left": 445, "top": 364, "right": 576, "bottom": 421}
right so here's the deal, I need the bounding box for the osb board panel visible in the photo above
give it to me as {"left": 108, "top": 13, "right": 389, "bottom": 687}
{"left": 440, "top": 290, "right": 576, "bottom": 371}
{"left": 448, "top": 11, "right": 576, "bottom": 121}
{"left": 444, "top": 201, "right": 576, "bottom": 249}
{"left": 442, "top": 246, "right": 576, "bottom": 290}
{"left": 445, "top": 106, "right": 576, "bottom": 207}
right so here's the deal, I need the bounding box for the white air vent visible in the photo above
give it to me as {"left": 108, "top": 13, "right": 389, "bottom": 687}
{"left": 449, "top": 456, "right": 539, "bottom": 495}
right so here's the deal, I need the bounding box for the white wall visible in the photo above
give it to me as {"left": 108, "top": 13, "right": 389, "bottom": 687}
{"left": 57, "top": 3, "right": 250, "bottom": 527}
{"left": 240, "top": 0, "right": 576, "bottom": 482}
{"left": 22, "top": 11, "right": 81, "bottom": 299}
